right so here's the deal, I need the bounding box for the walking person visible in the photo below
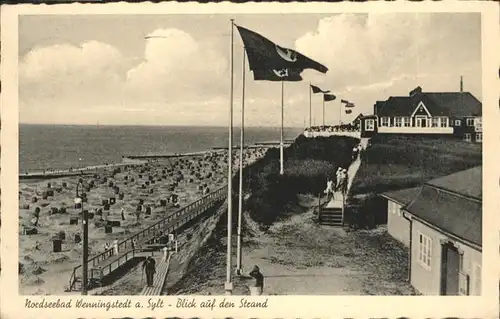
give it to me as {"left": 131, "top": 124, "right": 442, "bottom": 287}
{"left": 143, "top": 256, "right": 156, "bottom": 287}
{"left": 249, "top": 265, "right": 264, "bottom": 295}
{"left": 335, "top": 167, "right": 343, "bottom": 192}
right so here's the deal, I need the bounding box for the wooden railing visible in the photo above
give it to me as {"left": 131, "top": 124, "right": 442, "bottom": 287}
{"left": 68, "top": 185, "right": 227, "bottom": 291}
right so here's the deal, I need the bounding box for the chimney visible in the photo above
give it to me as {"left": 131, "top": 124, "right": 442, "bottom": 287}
{"left": 409, "top": 86, "right": 422, "bottom": 97}
{"left": 460, "top": 76, "right": 463, "bottom": 93}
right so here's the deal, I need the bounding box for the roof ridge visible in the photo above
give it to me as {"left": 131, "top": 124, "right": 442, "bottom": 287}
{"left": 423, "top": 183, "right": 482, "bottom": 203}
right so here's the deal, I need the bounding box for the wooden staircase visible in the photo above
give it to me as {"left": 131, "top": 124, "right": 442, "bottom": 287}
{"left": 318, "top": 195, "right": 344, "bottom": 227}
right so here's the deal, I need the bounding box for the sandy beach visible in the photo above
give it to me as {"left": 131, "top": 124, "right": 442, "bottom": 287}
{"left": 18, "top": 147, "right": 267, "bottom": 295}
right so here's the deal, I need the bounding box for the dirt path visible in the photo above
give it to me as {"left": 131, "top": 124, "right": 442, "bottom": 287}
{"left": 238, "top": 208, "right": 367, "bottom": 295}
{"left": 235, "top": 194, "right": 416, "bottom": 295}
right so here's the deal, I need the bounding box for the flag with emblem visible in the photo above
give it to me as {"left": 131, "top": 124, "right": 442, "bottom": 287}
{"left": 236, "top": 25, "right": 328, "bottom": 74}
{"left": 253, "top": 68, "right": 303, "bottom": 81}
{"left": 323, "top": 94, "right": 337, "bottom": 102}
{"left": 311, "top": 85, "right": 330, "bottom": 94}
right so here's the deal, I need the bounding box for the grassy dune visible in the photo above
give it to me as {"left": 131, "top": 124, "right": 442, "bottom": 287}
{"left": 238, "top": 135, "right": 359, "bottom": 226}
{"left": 350, "top": 135, "right": 482, "bottom": 196}
{"left": 346, "top": 135, "right": 482, "bottom": 228}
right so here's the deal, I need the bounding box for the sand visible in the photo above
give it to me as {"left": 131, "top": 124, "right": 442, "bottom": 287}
{"left": 18, "top": 147, "right": 267, "bottom": 295}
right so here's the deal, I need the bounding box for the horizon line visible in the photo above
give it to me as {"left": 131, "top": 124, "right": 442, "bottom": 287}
{"left": 19, "top": 123, "right": 307, "bottom": 129}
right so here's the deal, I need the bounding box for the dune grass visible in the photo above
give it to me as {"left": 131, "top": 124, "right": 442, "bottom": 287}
{"left": 350, "top": 135, "right": 482, "bottom": 196}
{"left": 237, "top": 135, "right": 359, "bottom": 226}
{"left": 346, "top": 135, "right": 482, "bottom": 229}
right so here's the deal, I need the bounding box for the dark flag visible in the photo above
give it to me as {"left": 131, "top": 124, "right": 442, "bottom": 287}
{"left": 311, "top": 85, "right": 330, "bottom": 94}
{"left": 253, "top": 68, "right": 303, "bottom": 82}
{"left": 323, "top": 94, "right": 337, "bottom": 102}
{"left": 345, "top": 102, "right": 355, "bottom": 108}
{"left": 340, "top": 99, "right": 349, "bottom": 104}
{"left": 345, "top": 109, "right": 353, "bottom": 114}
{"left": 236, "top": 25, "right": 328, "bottom": 74}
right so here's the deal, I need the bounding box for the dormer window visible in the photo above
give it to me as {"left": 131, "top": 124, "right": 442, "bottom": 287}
{"left": 466, "top": 118, "right": 474, "bottom": 126}
{"left": 455, "top": 119, "right": 461, "bottom": 126}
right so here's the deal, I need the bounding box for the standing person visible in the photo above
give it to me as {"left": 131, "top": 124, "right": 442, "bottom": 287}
{"left": 341, "top": 169, "right": 349, "bottom": 195}
{"left": 120, "top": 207, "right": 125, "bottom": 221}
{"left": 143, "top": 256, "right": 156, "bottom": 287}
{"left": 113, "top": 239, "right": 119, "bottom": 255}
{"left": 335, "top": 167, "right": 343, "bottom": 192}
{"left": 135, "top": 207, "right": 141, "bottom": 224}
{"left": 249, "top": 265, "right": 264, "bottom": 295}
{"left": 162, "top": 246, "right": 169, "bottom": 262}
{"left": 325, "top": 179, "right": 334, "bottom": 200}
{"left": 352, "top": 146, "right": 359, "bottom": 160}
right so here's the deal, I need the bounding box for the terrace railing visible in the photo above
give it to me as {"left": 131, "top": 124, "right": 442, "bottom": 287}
{"left": 68, "top": 184, "right": 227, "bottom": 292}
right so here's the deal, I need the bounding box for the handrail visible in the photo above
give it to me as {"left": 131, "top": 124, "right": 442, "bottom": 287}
{"left": 69, "top": 184, "right": 227, "bottom": 291}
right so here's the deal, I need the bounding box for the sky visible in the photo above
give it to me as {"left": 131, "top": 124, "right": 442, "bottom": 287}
{"left": 18, "top": 13, "right": 482, "bottom": 127}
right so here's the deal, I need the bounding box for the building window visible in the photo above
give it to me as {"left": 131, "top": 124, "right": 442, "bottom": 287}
{"left": 380, "top": 117, "right": 389, "bottom": 127}
{"left": 418, "top": 233, "right": 432, "bottom": 270}
{"left": 395, "top": 117, "right": 403, "bottom": 127}
{"left": 365, "top": 119, "right": 375, "bottom": 131}
{"left": 476, "top": 133, "right": 482, "bottom": 142}
{"left": 455, "top": 119, "right": 462, "bottom": 126}
{"left": 473, "top": 263, "right": 481, "bottom": 295}
{"left": 440, "top": 117, "right": 449, "bottom": 127}
{"left": 466, "top": 118, "right": 474, "bottom": 126}
{"left": 464, "top": 133, "right": 472, "bottom": 142}
{"left": 403, "top": 117, "right": 411, "bottom": 127}
{"left": 475, "top": 118, "right": 482, "bottom": 132}
{"left": 431, "top": 118, "right": 439, "bottom": 127}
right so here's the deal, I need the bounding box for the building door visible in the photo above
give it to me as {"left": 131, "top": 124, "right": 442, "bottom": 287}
{"left": 416, "top": 117, "right": 427, "bottom": 128}
{"left": 441, "top": 243, "right": 460, "bottom": 295}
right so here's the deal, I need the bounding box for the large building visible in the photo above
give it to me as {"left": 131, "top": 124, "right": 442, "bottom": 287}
{"left": 381, "top": 166, "right": 482, "bottom": 296}
{"left": 361, "top": 81, "right": 482, "bottom": 142}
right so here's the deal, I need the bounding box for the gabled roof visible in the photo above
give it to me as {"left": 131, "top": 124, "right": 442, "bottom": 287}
{"left": 377, "top": 96, "right": 412, "bottom": 116}
{"left": 376, "top": 88, "right": 482, "bottom": 117}
{"left": 425, "top": 92, "right": 482, "bottom": 117}
{"left": 381, "top": 187, "right": 421, "bottom": 206}
{"left": 404, "top": 184, "right": 482, "bottom": 247}
{"left": 353, "top": 113, "right": 364, "bottom": 121}
{"left": 426, "top": 166, "right": 482, "bottom": 200}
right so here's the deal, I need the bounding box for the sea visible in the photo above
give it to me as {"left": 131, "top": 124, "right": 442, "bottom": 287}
{"left": 19, "top": 124, "right": 305, "bottom": 173}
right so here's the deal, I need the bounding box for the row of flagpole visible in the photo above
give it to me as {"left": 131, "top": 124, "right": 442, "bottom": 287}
{"left": 225, "top": 19, "right": 336, "bottom": 294}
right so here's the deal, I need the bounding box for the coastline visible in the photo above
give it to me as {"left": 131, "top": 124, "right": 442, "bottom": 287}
{"left": 19, "top": 141, "right": 289, "bottom": 180}
{"left": 18, "top": 145, "right": 268, "bottom": 295}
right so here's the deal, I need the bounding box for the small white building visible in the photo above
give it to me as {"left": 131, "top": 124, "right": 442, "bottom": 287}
{"left": 381, "top": 166, "right": 482, "bottom": 295}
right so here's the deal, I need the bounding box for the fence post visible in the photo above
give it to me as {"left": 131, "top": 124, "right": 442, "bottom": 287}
{"left": 318, "top": 192, "right": 322, "bottom": 224}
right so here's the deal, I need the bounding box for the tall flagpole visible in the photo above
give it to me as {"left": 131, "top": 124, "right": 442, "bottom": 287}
{"left": 225, "top": 18, "right": 234, "bottom": 295}
{"left": 339, "top": 102, "right": 341, "bottom": 126}
{"left": 280, "top": 81, "right": 284, "bottom": 175}
{"left": 236, "top": 47, "right": 245, "bottom": 275}
{"left": 322, "top": 97, "right": 325, "bottom": 126}
{"left": 309, "top": 83, "right": 312, "bottom": 128}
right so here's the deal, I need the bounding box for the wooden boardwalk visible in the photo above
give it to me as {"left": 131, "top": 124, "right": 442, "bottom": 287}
{"left": 68, "top": 186, "right": 226, "bottom": 292}
{"left": 140, "top": 254, "right": 173, "bottom": 296}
